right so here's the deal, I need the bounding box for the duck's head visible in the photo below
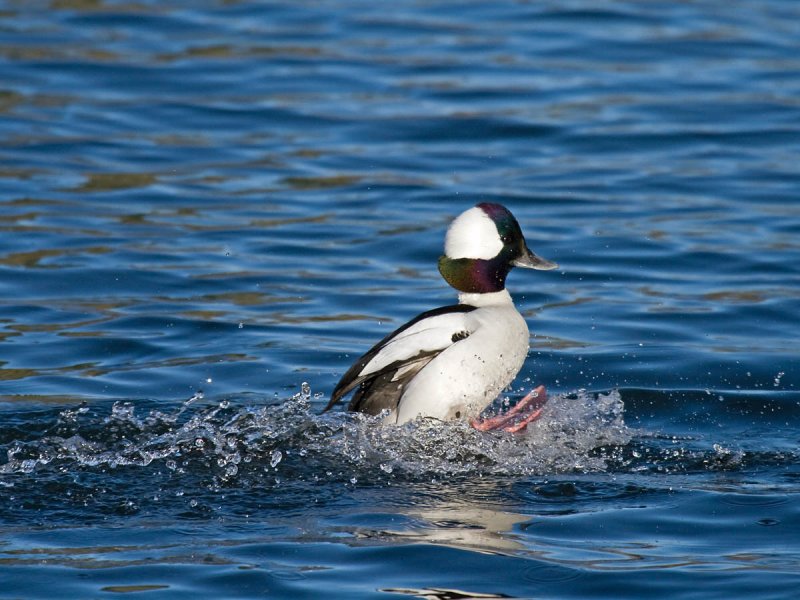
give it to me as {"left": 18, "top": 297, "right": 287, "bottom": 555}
{"left": 438, "top": 202, "right": 557, "bottom": 293}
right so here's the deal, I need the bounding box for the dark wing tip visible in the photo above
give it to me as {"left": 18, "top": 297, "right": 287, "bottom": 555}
{"left": 320, "top": 393, "right": 341, "bottom": 414}
{"left": 320, "top": 380, "right": 363, "bottom": 414}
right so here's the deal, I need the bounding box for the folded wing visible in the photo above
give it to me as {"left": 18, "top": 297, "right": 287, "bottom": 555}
{"left": 322, "top": 304, "right": 477, "bottom": 416}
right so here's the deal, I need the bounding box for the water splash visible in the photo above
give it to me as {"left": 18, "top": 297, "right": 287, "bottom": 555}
{"left": 774, "top": 371, "right": 785, "bottom": 387}
{"left": 343, "top": 389, "right": 632, "bottom": 478}
{"left": 3, "top": 386, "right": 797, "bottom": 524}
{"left": 0, "top": 387, "right": 629, "bottom": 482}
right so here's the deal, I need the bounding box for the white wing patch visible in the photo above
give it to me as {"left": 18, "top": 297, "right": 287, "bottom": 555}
{"left": 360, "top": 312, "right": 471, "bottom": 377}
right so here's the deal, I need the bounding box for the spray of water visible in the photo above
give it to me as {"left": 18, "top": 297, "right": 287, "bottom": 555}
{"left": 0, "top": 386, "right": 630, "bottom": 482}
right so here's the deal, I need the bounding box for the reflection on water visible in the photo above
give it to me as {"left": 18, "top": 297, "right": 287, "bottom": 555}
{"left": 383, "top": 587, "right": 514, "bottom": 599}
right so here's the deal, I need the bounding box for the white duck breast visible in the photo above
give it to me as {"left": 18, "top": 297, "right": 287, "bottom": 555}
{"left": 394, "top": 290, "right": 529, "bottom": 423}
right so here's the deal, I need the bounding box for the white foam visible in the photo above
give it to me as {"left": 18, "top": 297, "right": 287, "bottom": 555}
{"left": 0, "top": 387, "right": 630, "bottom": 482}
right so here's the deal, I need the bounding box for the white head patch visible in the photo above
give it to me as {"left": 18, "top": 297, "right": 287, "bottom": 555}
{"left": 443, "top": 206, "right": 503, "bottom": 260}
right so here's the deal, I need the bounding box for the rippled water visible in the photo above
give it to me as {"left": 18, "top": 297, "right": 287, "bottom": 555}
{"left": 1, "top": 1, "right": 799, "bottom": 598}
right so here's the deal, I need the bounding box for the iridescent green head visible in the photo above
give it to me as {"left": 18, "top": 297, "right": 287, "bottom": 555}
{"left": 437, "top": 202, "right": 557, "bottom": 294}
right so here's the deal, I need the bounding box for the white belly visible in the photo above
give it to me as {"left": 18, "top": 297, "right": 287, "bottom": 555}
{"left": 393, "top": 298, "right": 530, "bottom": 424}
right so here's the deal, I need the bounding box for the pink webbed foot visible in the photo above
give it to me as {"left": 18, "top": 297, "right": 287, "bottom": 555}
{"left": 470, "top": 385, "right": 548, "bottom": 433}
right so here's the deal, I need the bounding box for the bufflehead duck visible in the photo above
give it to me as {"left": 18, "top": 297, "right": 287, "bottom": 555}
{"left": 322, "top": 203, "right": 557, "bottom": 432}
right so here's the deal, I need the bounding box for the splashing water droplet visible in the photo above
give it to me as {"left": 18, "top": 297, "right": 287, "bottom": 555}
{"left": 0, "top": 386, "right": 631, "bottom": 507}
{"left": 110, "top": 402, "right": 135, "bottom": 421}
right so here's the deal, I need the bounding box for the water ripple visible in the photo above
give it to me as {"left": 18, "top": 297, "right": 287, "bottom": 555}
{"left": 2, "top": 0, "right": 800, "bottom": 596}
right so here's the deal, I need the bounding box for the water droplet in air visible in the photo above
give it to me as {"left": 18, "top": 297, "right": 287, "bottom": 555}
{"left": 757, "top": 518, "right": 780, "bottom": 527}
{"left": 270, "top": 449, "right": 282, "bottom": 468}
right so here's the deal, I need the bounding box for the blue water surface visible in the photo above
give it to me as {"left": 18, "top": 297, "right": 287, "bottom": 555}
{"left": 1, "top": 1, "right": 799, "bottom": 598}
